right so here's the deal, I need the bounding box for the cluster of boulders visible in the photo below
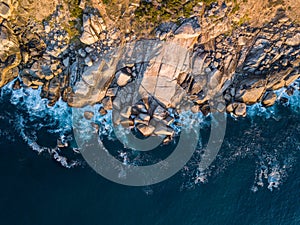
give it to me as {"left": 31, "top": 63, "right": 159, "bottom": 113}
{"left": 0, "top": 21, "right": 20, "bottom": 87}
{"left": 0, "top": 1, "right": 300, "bottom": 140}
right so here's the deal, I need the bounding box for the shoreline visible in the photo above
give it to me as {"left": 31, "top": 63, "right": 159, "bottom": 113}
{"left": 0, "top": 1, "right": 300, "bottom": 140}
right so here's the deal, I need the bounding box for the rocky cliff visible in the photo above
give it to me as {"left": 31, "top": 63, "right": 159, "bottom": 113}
{"left": 0, "top": 0, "right": 300, "bottom": 139}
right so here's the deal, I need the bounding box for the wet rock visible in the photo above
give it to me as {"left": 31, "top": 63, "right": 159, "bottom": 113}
{"left": 191, "top": 105, "right": 200, "bottom": 113}
{"left": 120, "top": 119, "right": 134, "bottom": 127}
{"left": 262, "top": 91, "right": 277, "bottom": 107}
{"left": 12, "top": 78, "right": 21, "bottom": 90}
{"left": 138, "top": 113, "right": 151, "bottom": 122}
{"left": 200, "top": 104, "right": 210, "bottom": 116}
{"left": 285, "top": 87, "right": 294, "bottom": 96}
{"left": 102, "top": 97, "right": 113, "bottom": 110}
{"left": 154, "top": 124, "right": 174, "bottom": 136}
{"left": 120, "top": 106, "right": 132, "bottom": 118}
{"left": 239, "top": 87, "right": 265, "bottom": 104}
{"left": 285, "top": 73, "right": 300, "bottom": 86}
{"left": 153, "top": 105, "right": 168, "bottom": 120}
{"left": 98, "top": 107, "right": 107, "bottom": 116}
{"left": 84, "top": 111, "right": 94, "bottom": 120}
{"left": 1, "top": 7, "right": 300, "bottom": 140}
{"left": 280, "top": 97, "right": 288, "bottom": 104}
{"left": 137, "top": 124, "right": 155, "bottom": 137}
{"left": 226, "top": 103, "right": 236, "bottom": 113}
{"left": 41, "top": 77, "right": 61, "bottom": 106}
{"left": 234, "top": 103, "right": 247, "bottom": 117}
{"left": 57, "top": 139, "right": 67, "bottom": 148}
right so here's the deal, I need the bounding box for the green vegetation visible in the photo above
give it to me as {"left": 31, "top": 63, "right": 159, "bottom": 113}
{"left": 135, "top": 0, "right": 199, "bottom": 21}
{"left": 229, "top": 0, "right": 240, "bottom": 14}
{"left": 133, "top": 0, "right": 242, "bottom": 34}
{"left": 134, "top": 0, "right": 204, "bottom": 33}
{"left": 231, "top": 3, "right": 240, "bottom": 14}
{"left": 67, "top": 0, "right": 84, "bottom": 18}
{"left": 63, "top": 0, "right": 84, "bottom": 42}
{"left": 234, "top": 14, "right": 250, "bottom": 26}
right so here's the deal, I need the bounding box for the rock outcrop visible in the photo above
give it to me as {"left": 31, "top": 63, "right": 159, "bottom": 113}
{"left": 0, "top": 0, "right": 299, "bottom": 140}
{"left": 0, "top": 23, "right": 20, "bottom": 88}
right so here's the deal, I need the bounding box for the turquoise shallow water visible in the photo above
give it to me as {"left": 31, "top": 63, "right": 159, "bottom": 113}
{"left": 0, "top": 84, "right": 300, "bottom": 225}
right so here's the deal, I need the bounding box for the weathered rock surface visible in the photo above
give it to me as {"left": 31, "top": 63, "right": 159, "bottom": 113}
{"left": 262, "top": 91, "right": 277, "bottom": 107}
{"left": 116, "top": 71, "right": 131, "bottom": 87}
{"left": 0, "top": 1, "right": 11, "bottom": 19}
{"left": 80, "top": 14, "right": 105, "bottom": 45}
{"left": 1, "top": 0, "right": 300, "bottom": 139}
{"left": 0, "top": 23, "right": 20, "bottom": 88}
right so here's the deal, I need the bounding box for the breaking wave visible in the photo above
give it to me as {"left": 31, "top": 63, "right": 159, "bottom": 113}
{"left": 0, "top": 79, "right": 299, "bottom": 191}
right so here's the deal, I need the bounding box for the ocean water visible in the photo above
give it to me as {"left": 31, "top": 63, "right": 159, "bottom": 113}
{"left": 0, "top": 82, "right": 300, "bottom": 225}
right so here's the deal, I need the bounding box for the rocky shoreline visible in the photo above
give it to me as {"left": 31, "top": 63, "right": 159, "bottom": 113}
{"left": 1, "top": 0, "right": 300, "bottom": 141}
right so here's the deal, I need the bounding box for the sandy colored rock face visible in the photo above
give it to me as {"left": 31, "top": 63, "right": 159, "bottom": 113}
{"left": 285, "top": 33, "right": 300, "bottom": 46}
{"left": 137, "top": 124, "right": 155, "bottom": 137}
{"left": 240, "top": 87, "right": 265, "bottom": 104}
{"left": 16, "top": 0, "right": 57, "bottom": 21}
{"left": 0, "top": 24, "right": 20, "bottom": 88}
{"left": 0, "top": 2, "right": 11, "bottom": 18}
{"left": 117, "top": 72, "right": 131, "bottom": 87}
{"left": 80, "top": 14, "right": 104, "bottom": 45}
{"left": 234, "top": 103, "right": 247, "bottom": 117}
{"left": 0, "top": 0, "right": 300, "bottom": 139}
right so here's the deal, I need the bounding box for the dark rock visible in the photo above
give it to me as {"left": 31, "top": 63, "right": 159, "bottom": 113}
{"left": 262, "top": 91, "right": 277, "bottom": 107}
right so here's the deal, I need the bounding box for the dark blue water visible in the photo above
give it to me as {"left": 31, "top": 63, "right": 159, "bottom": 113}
{"left": 1, "top": 86, "right": 300, "bottom": 225}
{"left": 1, "top": 135, "right": 300, "bottom": 225}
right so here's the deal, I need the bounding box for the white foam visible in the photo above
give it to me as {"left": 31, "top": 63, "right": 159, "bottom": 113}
{"left": 1, "top": 78, "right": 299, "bottom": 189}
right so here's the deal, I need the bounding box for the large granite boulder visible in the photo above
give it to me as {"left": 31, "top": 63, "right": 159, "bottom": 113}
{"left": 0, "top": 24, "right": 20, "bottom": 88}
{"left": 80, "top": 14, "right": 105, "bottom": 45}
